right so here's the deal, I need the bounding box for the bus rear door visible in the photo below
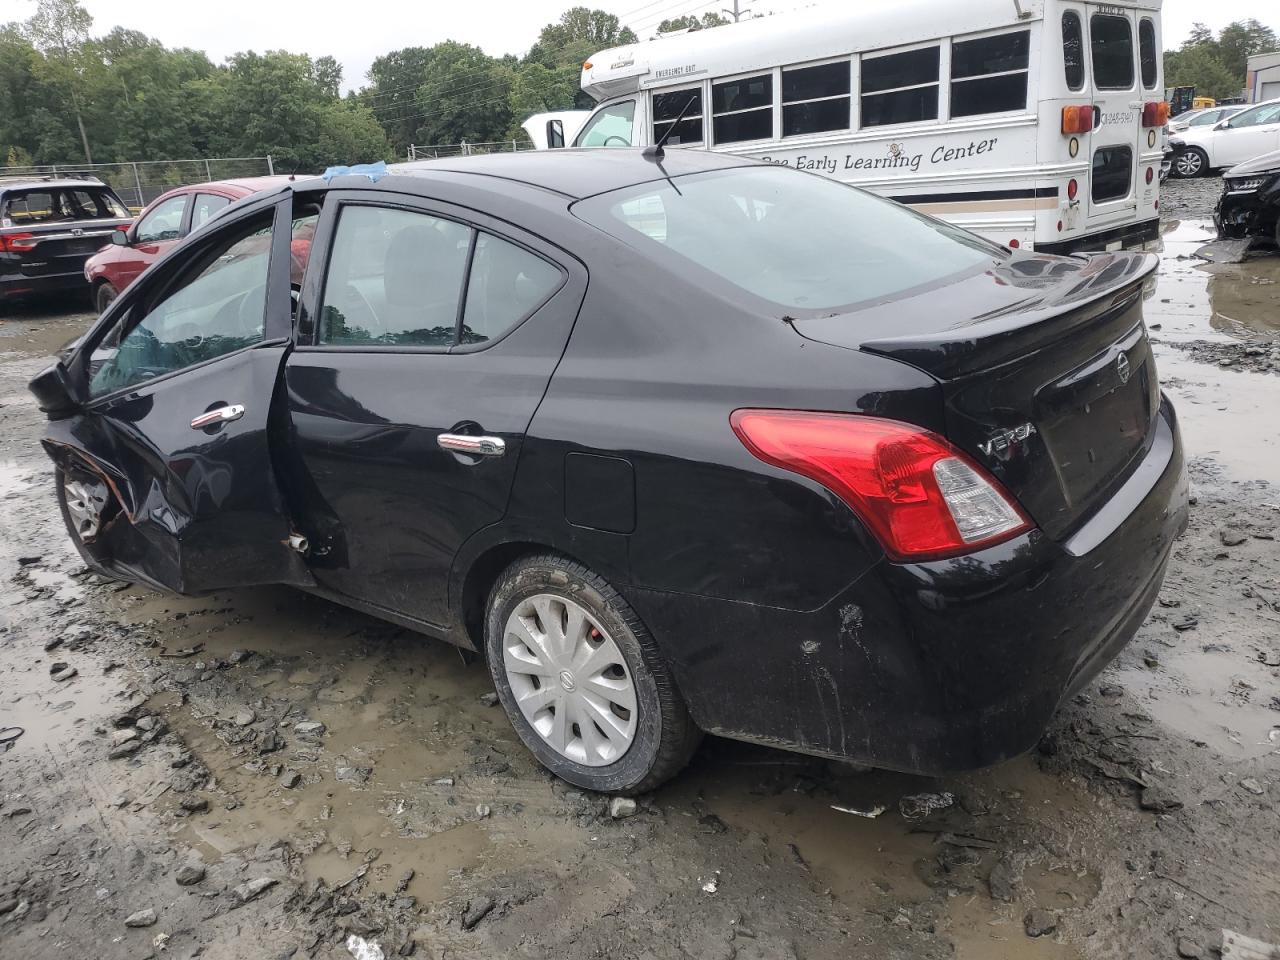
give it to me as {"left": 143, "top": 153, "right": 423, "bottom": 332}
{"left": 1084, "top": 4, "right": 1142, "bottom": 245}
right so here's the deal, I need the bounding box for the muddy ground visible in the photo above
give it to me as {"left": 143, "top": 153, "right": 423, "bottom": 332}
{"left": 2, "top": 178, "right": 1278, "bottom": 960}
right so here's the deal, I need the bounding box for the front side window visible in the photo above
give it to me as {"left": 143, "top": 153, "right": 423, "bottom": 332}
{"left": 318, "top": 206, "right": 562, "bottom": 349}
{"left": 1063, "top": 13, "right": 1085, "bottom": 91}
{"left": 951, "top": 30, "right": 1030, "bottom": 117}
{"left": 575, "top": 167, "right": 999, "bottom": 312}
{"left": 1091, "top": 14, "right": 1134, "bottom": 90}
{"left": 1092, "top": 145, "right": 1132, "bottom": 203}
{"left": 136, "top": 195, "right": 188, "bottom": 243}
{"left": 1228, "top": 103, "right": 1280, "bottom": 128}
{"left": 783, "top": 61, "right": 851, "bottom": 137}
{"left": 713, "top": 73, "right": 774, "bottom": 144}
{"left": 192, "top": 193, "right": 232, "bottom": 230}
{"left": 652, "top": 88, "right": 704, "bottom": 145}
{"left": 861, "top": 46, "right": 940, "bottom": 127}
{"left": 1138, "top": 19, "right": 1158, "bottom": 89}
{"left": 575, "top": 101, "right": 636, "bottom": 147}
{"left": 89, "top": 213, "right": 273, "bottom": 398}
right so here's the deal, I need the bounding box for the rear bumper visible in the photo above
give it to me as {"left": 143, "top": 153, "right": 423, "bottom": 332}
{"left": 631, "top": 396, "right": 1188, "bottom": 775}
{"left": 0, "top": 269, "right": 90, "bottom": 299}
{"left": 1036, "top": 218, "right": 1161, "bottom": 256}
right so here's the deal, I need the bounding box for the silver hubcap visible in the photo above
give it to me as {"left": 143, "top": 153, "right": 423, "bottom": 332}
{"left": 502, "top": 594, "right": 637, "bottom": 767}
{"left": 1176, "top": 152, "right": 1202, "bottom": 176}
{"left": 64, "top": 477, "right": 108, "bottom": 539}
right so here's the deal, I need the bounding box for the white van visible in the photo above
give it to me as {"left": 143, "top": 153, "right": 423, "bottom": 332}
{"left": 569, "top": 0, "right": 1168, "bottom": 253}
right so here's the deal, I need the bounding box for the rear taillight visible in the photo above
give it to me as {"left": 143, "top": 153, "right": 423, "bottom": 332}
{"left": 730, "top": 410, "right": 1032, "bottom": 562}
{"left": 1142, "top": 101, "right": 1170, "bottom": 127}
{"left": 1061, "top": 105, "right": 1094, "bottom": 135}
{"left": 1067, "top": 179, "right": 1079, "bottom": 201}
{"left": 0, "top": 232, "right": 37, "bottom": 253}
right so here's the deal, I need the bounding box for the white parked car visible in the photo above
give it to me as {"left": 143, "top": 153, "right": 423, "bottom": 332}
{"left": 1168, "top": 105, "right": 1245, "bottom": 134}
{"left": 1168, "top": 98, "right": 1280, "bottom": 178}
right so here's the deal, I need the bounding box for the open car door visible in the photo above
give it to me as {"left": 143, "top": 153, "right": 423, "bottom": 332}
{"left": 30, "top": 189, "right": 315, "bottom": 595}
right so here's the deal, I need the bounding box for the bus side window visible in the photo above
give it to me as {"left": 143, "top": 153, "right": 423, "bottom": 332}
{"left": 713, "top": 74, "right": 774, "bottom": 144}
{"left": 861, "top": 46, "right": 940, "bottom": 128}
{"left": 653, "top": 88, "right": 705, "bottom": 145}
{"left": 782, "top": 61, "right": 852, "bottom": 137}
{"left": 1138, "top": 19, "right": 1158, "bottom": 90}
{"left": 1063, "top": 12, "right": 1085, "bottom": 92}
{"left": 951, "top": 30, "right": 1030, "bottom": 118}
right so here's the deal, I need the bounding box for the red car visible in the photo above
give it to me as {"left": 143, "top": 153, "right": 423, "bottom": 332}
{"left": 84, "top": 177, "right": 299, "bottom": 313}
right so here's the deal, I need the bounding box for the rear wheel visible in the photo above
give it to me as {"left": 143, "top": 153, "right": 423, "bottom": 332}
{"left": 1172, "top": 147, "right": 1208, "bottom": 179}
{"left": 484, "top": 554, "right": 701, "bottom": 794}
{"left": 94, "top": 282, "right": 118, "bottom": 314}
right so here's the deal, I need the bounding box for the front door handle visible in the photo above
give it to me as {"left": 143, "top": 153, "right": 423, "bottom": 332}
{"left": 190, "top": 404, "right": 245, "bottom": 430}
{"left": 438, "top": 433, "right": 506, "bottom": 458}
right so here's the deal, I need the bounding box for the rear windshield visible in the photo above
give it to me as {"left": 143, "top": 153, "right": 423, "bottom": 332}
{"left": 1, "top": 186, "right": 128, "bottom": 224}
{"left": 1091, "top": 15, "right": 1134, "bottom": 90}
{"left": 573, "top": 167, "right": 1001, "bottom": 313}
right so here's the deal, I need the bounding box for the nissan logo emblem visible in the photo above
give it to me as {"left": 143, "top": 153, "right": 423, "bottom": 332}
{"left": 1116, "top": 353, "right": 1131, "bottom": 384}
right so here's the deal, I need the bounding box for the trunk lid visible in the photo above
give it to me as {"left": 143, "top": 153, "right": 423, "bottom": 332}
{"left": 792, "top": 251, "right": 1161, "bottom": 540}
{"left": 4, "top": 220, "right": 125, "bottom": 277}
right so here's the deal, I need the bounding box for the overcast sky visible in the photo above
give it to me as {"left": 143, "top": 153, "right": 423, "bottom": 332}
{"left": 9, "top": 0, "right": 1279, "bottom": 92}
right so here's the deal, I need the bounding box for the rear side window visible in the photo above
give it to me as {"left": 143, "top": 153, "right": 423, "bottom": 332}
{"left": 318, "top": 206, "right": 562, "bottom": 349}
{"left": 461, "top": 235, "right": 563, "bottom": 345}
{"left": 575, "top": 167, "right": 999, "bottom": 312}
{"left": 1138, "top": 19, "right": 1158, "bottom": 89}
{"left": 1091, "top": 15, "right": 1134, "bottom": 90}
{"left": 861, "top": 46, "right": 940, "bottom": 127}
{"left": 950, "top": 30, "right": 1030, "bottom": 117}
{"left": 713, "top": 73, "right": 774, "bottom": 143}
{"left": 1092, "top": 145, "right": 1132, "bottom": 203}
{"left": 1062, "top": 13, "right": 1085, "bottom": 91}
{"left": 652, "top": 88, "right": 704, "bottom": 145}
{"left": 782, "top": 61, "right": 851, "bottom": 137}
{"left": 192, "top": 193, "right": 232, "bottom": 230}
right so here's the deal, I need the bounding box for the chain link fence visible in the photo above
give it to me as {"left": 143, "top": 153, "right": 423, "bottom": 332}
{"left": 406, "top": 140, "right": 536, "bottom": 161}
{"left": 0, "top": 157, "right": 275, "bottom": 212}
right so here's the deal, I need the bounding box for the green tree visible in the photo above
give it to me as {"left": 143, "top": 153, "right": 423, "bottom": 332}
{"left": 1216, "top": 19, "right": 1278, "bottom": 84}
{"left": 1164, "top": 44, "right": 1239, "bottom": 101}
{"left": 23, "top": 0, "right": 94, "bottom": 162}
{"left": 362, "top": 46, "right": 437, "bottom": 154}
{"left": 528, "top": 7, "right": 638, "bottom": 66}
{"left": 408, "top": 42, "right": 512, "bottom": 147}
{"left": 655, "top": 13, "right": 729, "bottom": 35}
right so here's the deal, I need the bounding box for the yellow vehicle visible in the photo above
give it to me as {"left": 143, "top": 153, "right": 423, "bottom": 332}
{"left": 1192, "top": 96, "right": 1216, "bottom": 109}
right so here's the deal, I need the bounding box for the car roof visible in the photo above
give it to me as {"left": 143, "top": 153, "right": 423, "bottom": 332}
{"left": 385, "top": 148, "right": 759, "bottom": 200}
{"left": 0, "top": 177, "right": 109, "bottom": 193}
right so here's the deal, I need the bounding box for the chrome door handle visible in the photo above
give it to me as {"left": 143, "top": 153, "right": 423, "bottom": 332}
{"left": 190, "top": 404, "right": 245, "bottom": 430}
{"left": 438, "top": 433, "right": 506, "bottom": 457}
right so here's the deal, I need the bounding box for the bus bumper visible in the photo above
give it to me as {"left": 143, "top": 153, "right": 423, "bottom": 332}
{"left": 1035, "top": 218, "right": 1160, "bottom": 256}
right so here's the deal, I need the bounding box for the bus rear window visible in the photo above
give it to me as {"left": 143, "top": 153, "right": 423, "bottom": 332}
{"left": 1062, "top": 13, "right": 1085, "bottom": 91}
{"left": 1092, "top": 145, "right": 1132, "bottom": 203}
{"left": 1138, "top": 19, "right": 1158, "bottom": 89}
{"left": 1091, "top": 15, "right": 1134, "bottom": 90}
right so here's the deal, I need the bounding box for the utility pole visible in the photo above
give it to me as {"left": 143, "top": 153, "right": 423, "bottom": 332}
{"left": 722, "top": 0, "right": 751, "bottom": 21}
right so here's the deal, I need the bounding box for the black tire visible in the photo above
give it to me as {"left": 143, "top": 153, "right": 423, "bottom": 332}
{"left": 1172, "top": 147, "right": 1209, "bottom": 179}
{"left": 94, "top": 281, "right": 118, "bottom": 314}
{"left": 484, "top": 554, "right": 702, "bottom": 794}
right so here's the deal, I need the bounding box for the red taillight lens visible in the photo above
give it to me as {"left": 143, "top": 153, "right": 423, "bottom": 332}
{"left": 1142, "top": 101, "right": 1171, "bottom": 127}
{"left": 1145, "top": 166, "right": 1154, "bottom": 184}
{"left": 1061, "top": 105, "right": 1094, "bottom": 135}
{"left": 1067, "top": 179, "right": 1079, "bottom": 201}
{"left": 0, "top": 232, "right": 37, "bottom": 253}
{"left": 730, "top": 410, "right": 1033, "bottom": 562}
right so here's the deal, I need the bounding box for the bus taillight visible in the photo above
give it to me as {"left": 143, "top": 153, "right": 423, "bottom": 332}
{"left": 1141, "top": 101, "right": 1170, "bottom": 127}
{"left": 1061, "top": 105, "right": 1093, "bottom": 135}
{"left": 1067, "top": 179, "right": 1078, "bottom": 201}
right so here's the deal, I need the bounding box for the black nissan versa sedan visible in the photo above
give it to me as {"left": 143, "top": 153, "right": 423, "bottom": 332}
{"left": 28, "top": 150, "right": 1188, "bottom": 794}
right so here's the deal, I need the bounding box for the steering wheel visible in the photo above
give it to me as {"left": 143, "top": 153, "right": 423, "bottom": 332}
{"left": 604, "top": 135, "right": 631, "bottom": 147}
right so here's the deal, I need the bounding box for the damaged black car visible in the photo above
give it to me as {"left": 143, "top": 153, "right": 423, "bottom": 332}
{"left": 28, "top": 151, "right": 1188, "bottom": 795}
{"left": 1215, "top": 148, "right": 1280, "bottom": 246}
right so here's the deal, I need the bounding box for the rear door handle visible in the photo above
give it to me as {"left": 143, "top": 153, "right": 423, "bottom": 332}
{"left": 190, "top": 404, "right": 245, "bottom": 430}
{"left": 438, "top": 433, "right": 506, "bottom": 458}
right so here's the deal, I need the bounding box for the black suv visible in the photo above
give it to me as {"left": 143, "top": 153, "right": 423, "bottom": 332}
{"left": 1, "top": 175, "right": 133, "bottom": 307}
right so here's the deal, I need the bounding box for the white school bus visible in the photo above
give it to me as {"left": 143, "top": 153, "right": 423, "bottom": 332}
{"left": 568, "top": 0, "right": 1168, "bottom": 253}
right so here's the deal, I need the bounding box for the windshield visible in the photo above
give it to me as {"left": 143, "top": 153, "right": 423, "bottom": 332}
{"left": 573, "top": 166, "right": 1002, "bottom": 312}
